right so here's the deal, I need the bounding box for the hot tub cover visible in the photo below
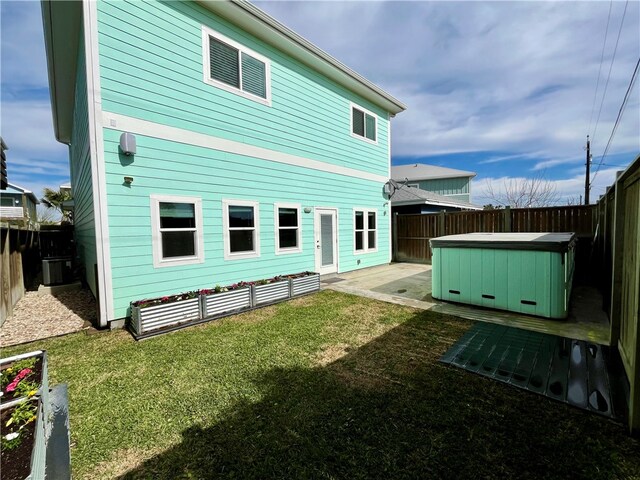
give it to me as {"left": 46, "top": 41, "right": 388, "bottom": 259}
{"left": 430, "top": 232, "right": 577, "bottom": 252}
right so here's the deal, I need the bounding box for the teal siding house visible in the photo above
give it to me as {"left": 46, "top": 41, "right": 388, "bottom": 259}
{"left": 42, "top": 0, "right": 406, "bottom": 327}
{"left": 390, "top": 164, "right": 479, "bottom": 213}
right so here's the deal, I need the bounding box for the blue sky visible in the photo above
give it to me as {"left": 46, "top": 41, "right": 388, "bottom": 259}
{"left": 1, "top": 1, "right": 639, "bottom": 205}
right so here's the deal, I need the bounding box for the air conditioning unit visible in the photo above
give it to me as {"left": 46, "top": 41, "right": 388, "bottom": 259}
{"left": 42, "top": 257, "right": 72, "bottom": 286}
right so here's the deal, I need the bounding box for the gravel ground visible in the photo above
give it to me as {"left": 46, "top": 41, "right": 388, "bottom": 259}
{"left": 0, "top": 289, "right": 96, "bottom": 347}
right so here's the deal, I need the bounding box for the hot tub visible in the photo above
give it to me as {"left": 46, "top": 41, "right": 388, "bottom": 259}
{"left": 430, "top": 232, "right": 577, "bottom": 319}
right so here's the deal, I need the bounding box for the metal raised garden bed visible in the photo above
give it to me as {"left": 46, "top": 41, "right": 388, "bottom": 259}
{"left": 1, "top": 350, "right": 70, "bottom": 480}
{"left": 290, "top": 273, "right": 321, "bottom": 297}
{"left": 130, "top": 296, "right": 201, "bottom": 336}
{"left": 201, "top": 287, "right": 252, "bottom": 318}
{"left": 129, "top": 272, "right": 321, "bottom": 339}
{"left": 252, "top": 280, "right": 291, "bottom": 306}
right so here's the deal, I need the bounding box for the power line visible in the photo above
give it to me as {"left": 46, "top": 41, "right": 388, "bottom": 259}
{"left": 591, "top": 0, "right": 629, "bottom": 147}
{"left": 587, "top": 0, "right": 613, "bottom": 136}
{"left": 590, "top": 56, "right": 640, "bottom": 186}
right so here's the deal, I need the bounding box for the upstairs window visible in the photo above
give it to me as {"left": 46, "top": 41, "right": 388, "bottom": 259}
{"left": 202, "top": 26, "right": 271, "bottom": 106}
{"left": 354, "top": 209, "right": 377, "bottom": 254}
{"left": 351, "top": 103, "right": 377, "bottom": 143}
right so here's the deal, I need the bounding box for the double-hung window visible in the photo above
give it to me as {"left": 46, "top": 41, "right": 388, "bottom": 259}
{"left": 354, "top": 209, "right": 377, "bottom": 254}
{"left": 351, "top": 103, "right": 377, "bottom": 143}
{"left": 223, "top": 200, "right": 260, "bottom": 259}
{"left": 150, "top": 195, "right": 204, "bottom": 268}
{"left": 274, "top": 203, "right": 301, "bottom": 254}
{"left": 202, "top": 26, "right": 271, "bottom": 105}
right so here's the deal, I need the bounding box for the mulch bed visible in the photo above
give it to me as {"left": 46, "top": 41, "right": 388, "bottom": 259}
{"left": 0, "top": 289, "right": 96, "bottom": 347}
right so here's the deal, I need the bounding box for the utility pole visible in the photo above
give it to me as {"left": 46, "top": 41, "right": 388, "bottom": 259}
{"left": 584, "top": 135, "right": 591, "bottom": 205}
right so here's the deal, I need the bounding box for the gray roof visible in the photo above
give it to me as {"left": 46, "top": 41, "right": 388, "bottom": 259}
{"left": 391, "top": 163, "right": 476, "bottom": 181}
{"left": 389, "top": 184, "right": 481, "bottom": 210}
{"left": 6, "top": 182, "right": 39, "bottom": 205}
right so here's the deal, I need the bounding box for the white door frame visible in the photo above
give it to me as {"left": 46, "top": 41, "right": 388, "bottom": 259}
{"left": 314, "top": 207, "right": 339, "bottom": 275}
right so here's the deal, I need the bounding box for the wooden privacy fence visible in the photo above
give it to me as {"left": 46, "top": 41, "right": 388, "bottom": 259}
{"left": 0, "top": 227, "right": 39, "bottom": 326}
{"left": 393, "top": 205, "right": 598, "bottom": 264}
{"left": 596, "top": 154, "right": 640, "bottom": 434}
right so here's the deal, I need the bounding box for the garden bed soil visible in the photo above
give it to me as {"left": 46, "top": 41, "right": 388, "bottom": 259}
{"left": 1, "top": 356, "right": 43, "bottom": 404}
{"left": 0, "top": 405, "right": 36, "bottom": 480}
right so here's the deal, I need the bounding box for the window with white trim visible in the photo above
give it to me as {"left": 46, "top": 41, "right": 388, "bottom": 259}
{"left": 202, "top": 26, "right": 271, "bottom": 105}
{"left": 351, "top": 103, "right": 377, "bottom": 143}
{"left": 223, "top": 200, "right": 260, "bottom": 259}
{"left": 150, "top": 195, "right": 204, "bottom": 268}
{"left": 275, "top": 203, "right": 301, "bottom": 254}
{"left": 354, "top": 209, "right": 377, "bottom": 253}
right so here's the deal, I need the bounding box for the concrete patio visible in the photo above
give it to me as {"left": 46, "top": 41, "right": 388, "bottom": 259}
{"left": 322, "top": 263, "right": 611, "bottom": 345}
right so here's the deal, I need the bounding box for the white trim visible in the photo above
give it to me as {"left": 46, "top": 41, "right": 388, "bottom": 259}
{"left": 102, "top": 112, "right": 388, "bottom": 184}
{"left": 274, "top": 202, "right": 302, "bottom": 255}
{"left": 84, "top": 0, "right": 114, "bottom": 326}
{"left": 201, "top": 25, "right": 272, "bottom": 107}
{"left": 353, "top": 208, "right": 378, "bottom": 255}
{"left": 314, "top": 207, "right": 339, "bottom": 275}
{"left": 222, "top": 199, "right": 261, "bottom": 260}
{"left": 387, "top": 115, "right": 391, "bottom": 180}
{"left": 150, "top": 194, "right": 205, "bottom": 268}
{"left": 387, "top": 115, "right": 392, "bottom": 263}
{"left": 350, "top": 102, "right": 378, "bottom": 145}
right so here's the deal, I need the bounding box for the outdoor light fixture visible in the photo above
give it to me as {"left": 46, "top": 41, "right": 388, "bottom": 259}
{"left": 119, "top": 132, "right": 136, "bottom": 156}
{"left": 303, "top": 207, "right": 312, "bottom": 213}
{"left": 123, "top": 176, "right": 133, "bottom": 185}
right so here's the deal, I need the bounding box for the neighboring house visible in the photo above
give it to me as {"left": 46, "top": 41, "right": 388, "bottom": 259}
{"left": 390, "top": 163, "right": 478, "bottom": 213}
{"left": 0, "top": 183, "right": 40, "bottom": 230}
{"left": 42, "top": 0, "right": 406, "bottom": 327}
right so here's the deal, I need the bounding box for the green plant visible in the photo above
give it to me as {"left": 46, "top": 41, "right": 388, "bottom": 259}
{"left": 10, "top": 358, "right": 37, "bottom": 372}
{"left": 5, "top": 400, "right": 38, "bottom": 428}
{"left": 1, "top": 357, "right": 37, "bottom": 389}
{"left": 2, "top": 400, "right": 38, "bottom": 450}
{"left": 13, "top": 380, "right": 39, "bottom": 399}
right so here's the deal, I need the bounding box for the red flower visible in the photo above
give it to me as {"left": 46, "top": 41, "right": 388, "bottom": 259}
{"left": 6, "top": 368, "right": 33, "bottom": 393}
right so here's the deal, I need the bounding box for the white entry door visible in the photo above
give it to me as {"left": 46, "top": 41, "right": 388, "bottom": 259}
{"left": 314, "top": 208, "right": 338, "bottom": 275}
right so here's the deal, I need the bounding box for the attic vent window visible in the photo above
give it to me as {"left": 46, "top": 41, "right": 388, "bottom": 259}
{"left": 351, "top": 103, "right": 377, "bottom": 143}
{"left": 202, "top": 26, "right": 271, "bottom": 106}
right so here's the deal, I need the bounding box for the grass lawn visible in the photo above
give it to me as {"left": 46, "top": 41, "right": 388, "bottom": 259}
{"left": 4, "top": 290, "right": 640, "bottom": 479}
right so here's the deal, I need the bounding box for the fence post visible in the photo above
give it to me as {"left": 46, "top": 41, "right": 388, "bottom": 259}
{"left": 503, "top": 206, "right": 511, "bottom": 232}
{"left": 438, "top": 211, "right": 446, "bottom": 236}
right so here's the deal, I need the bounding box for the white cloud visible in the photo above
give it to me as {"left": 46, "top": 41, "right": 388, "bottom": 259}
{"left": 1, "top": 101, "right": 65, "bottom": 156}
